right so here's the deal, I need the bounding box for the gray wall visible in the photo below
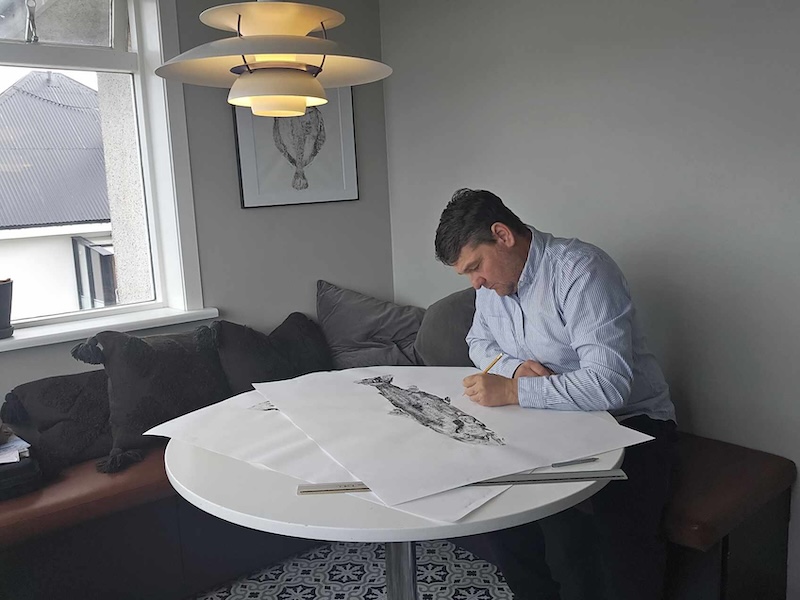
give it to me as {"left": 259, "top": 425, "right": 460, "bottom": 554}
{"left": 178, "top": 0, "right": 394, "bottom": 332}
{"left": 0, "top": 0, "right": 392, "bottom": 386}
{"left": 380, "top": 0, "right": 800, "bottom": 592}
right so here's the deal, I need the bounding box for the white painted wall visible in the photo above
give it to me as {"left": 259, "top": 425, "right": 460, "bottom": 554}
{"left": 380, "top": 0, "right": 800, "bottom": 592}
{"left": 0, "top": 224, "right": 112, "bottom": 320}
{"left": 97, "top": 72, "right": 154, "bottom": 305}
{"left": 0, "top": 236, "right": 77, "bottom": 319}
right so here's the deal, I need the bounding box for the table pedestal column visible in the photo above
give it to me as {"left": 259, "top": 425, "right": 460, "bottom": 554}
{"left": 385, "top": 541, "right": 418, "bottom": 600}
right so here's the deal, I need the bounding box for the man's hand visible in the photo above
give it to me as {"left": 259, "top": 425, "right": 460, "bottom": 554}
{"left": 463, "top": 373, "right": 518, "bottom": 407}
{"left": 513, "top": 360, "right": 554, "bottom": 379}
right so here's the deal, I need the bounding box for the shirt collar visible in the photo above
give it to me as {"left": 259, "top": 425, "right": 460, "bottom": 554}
{"left": 517, "top": 226, "right": 542, "bottom": 290}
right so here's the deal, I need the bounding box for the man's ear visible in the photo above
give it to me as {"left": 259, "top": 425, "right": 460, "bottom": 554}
{"left": 491, "top": 222, "right": 516, "bottom": 248}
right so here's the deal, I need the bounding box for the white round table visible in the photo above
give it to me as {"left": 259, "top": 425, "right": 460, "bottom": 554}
{"left": 165, "top": 439, "right": 623, "bottom": 600}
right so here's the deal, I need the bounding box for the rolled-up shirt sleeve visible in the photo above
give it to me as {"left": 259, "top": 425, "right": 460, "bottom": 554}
{"left": 518, "top": 252, "right": 634, "bottom": 411}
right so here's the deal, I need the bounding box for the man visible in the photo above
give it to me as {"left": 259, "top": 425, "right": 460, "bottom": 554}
{"left": 435, "top": 188, "right": 677, "bottom": 600}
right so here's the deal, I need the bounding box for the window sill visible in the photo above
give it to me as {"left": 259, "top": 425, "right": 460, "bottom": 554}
{"left": 0, "top": 307, "right": 219, "bottom": 353}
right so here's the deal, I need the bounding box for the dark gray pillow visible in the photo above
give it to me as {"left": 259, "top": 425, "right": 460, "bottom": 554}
{"left": 316, "top": 280, "right": 425, "bottom": 369}
{"left": 414, "top": 288, "right": 476, "bottom": 367}
{"left": 1, "top": 370, "right": 112, "bottom": 478}
{"left": 211, "top": 314, "right": 332, "bottom": 395}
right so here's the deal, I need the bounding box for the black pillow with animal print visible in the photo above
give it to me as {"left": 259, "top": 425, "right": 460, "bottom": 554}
{"left": 71, "top": 326, "right": 231, "bottom": 473}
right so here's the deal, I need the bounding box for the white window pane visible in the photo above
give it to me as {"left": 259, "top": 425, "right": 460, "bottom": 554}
{"left": 0, "top": 0, "right": 111, "bottom": 47}
{"left": 0, "top": 66, "right": 154, "bottom": 321}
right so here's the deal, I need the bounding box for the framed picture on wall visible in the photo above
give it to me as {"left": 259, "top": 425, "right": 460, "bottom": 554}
{"left": 234, "top": 87, "right": 358, "bottom": 208}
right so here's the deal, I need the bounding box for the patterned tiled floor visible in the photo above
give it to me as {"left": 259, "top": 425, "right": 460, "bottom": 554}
{"left": 193, "top": 540, "right": 513, "bottom": 600}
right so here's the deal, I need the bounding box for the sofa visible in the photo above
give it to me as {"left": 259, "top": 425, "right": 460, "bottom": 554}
{"left": 1, "top": 280, "right": 796, "bottom": 600}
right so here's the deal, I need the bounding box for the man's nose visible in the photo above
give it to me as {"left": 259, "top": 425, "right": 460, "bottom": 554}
{"left": 471, "top": 274, "right": 485, "bottom": 289}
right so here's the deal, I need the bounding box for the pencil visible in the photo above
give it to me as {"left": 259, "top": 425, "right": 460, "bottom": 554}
{"left": 483, "top": 353, "right": 503, "bottom": 374}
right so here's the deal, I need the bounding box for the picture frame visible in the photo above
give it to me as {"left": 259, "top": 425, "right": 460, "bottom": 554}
{"left": 234, "top": 87, "right": 358, "bottom": 208}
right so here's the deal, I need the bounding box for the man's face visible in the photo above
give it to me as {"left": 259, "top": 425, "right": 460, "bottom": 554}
{"left": 453, "top": 240, "right": 522, "bottom": 297}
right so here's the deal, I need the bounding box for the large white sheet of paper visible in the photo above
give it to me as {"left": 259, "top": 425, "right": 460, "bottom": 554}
{"left": 145, "top": 390, "right": 507, "bottom": 522}
{"left": 255, "top": 367, "right": 652, "bottom": 506}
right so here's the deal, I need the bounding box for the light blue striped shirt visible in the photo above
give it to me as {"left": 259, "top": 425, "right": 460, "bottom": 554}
{"left": 467, "top": 228, "right": 676, "bottom": 422}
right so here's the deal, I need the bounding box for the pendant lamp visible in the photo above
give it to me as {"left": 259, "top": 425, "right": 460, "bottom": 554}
{"left": 155, "top": 0, "right": 391, "bottom": 118}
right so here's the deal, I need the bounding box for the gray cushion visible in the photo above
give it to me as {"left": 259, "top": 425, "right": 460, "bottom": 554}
{"left": 211, "top": 315, "right": 332, "bottom": 395}
{"left": 414, "top": 288, "right": 476, "bottom": 367}
{"left": 316, "top": 280, "right": 425, "bottom": 369}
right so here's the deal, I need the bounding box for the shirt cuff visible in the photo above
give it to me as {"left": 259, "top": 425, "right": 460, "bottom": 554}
{"left": 493, "top": 356, "right": 523, "bottom": 379}
{"left": 517, "top": 375, "right": 549, "bottom": 409}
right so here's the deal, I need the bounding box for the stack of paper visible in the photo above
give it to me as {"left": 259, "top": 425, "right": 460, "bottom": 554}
{"left": 253, "top": 367, "right": 650, "bottom": 508}
{"left": 0, "top": 434, "right": 31, "bottom": 464}
{"left": 146, "top": 389, "right": 508, "bottom": 522}
{"left": 146, "top": 366, "right": 651, "bottom": 523}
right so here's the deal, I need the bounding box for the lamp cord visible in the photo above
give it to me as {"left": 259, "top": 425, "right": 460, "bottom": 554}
{"left": 233, "top": 13, "right": 328, "bottom": 77}
{"left": 316, "top": 21, "right": 327, "bottom": 76}
{"left": 237, "top": 15, "right": 253, "bottom": 74}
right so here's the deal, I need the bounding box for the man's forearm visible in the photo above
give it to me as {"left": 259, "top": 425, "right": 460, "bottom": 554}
{"left": 517, "top": 366, "right": 631, "bottom": 411}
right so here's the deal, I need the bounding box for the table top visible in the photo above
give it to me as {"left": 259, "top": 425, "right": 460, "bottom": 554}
{"left": 165, "top": 439, "right": 623, "bottom": 543}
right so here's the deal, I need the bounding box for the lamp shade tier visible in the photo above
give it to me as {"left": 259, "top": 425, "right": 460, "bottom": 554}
{"left": 155, "top": 35, "right": 392, "bottom": 88}
{"left": 200, "top": 2, "right": 345, "bottom": 36}
{"left": 227, "top": 68, "right": 327, "bottom": 117}
{"left": 249, "top": 96, "right": 310, "bottom": 117}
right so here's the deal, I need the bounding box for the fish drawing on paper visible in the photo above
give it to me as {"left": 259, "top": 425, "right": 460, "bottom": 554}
{"left": 357, "top": 375, "right": 505, "bottom": 446}
{"left": 273, "top": 108, "right": 326, "bottom": 190}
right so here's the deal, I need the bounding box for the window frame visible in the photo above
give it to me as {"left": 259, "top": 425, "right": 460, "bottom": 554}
{"left": 0, "top": 0, "right": 213, "bottom": 351}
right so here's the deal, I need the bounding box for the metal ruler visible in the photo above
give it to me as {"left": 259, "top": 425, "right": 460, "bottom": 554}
{"left": 296, "top": 469, "right": 627, "bottom": 495}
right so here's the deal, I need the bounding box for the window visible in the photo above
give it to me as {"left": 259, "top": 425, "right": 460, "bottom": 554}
{"left": 0, "top": 0, "right": 212, "bottom": 347}
{"left": 0, "top": 0, "right": 112, "bottom": 47}
{"left": 0, "top": 65, "right": 154, "bottom": 320}
{"left": 72, "top": 234, "right": 116, "bottom": 309}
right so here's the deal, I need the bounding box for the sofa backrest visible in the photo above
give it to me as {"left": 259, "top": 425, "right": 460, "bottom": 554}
{"left": 414, "top": 288, "right": 476, "bottom": 367}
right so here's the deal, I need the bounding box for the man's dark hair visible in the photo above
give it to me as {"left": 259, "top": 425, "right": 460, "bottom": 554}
{"left": 434, "top": 188, "right": 529, "bottom": 265}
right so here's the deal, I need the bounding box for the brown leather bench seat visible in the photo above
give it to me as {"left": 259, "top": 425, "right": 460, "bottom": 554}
{"left": 0, "top": 444, "right": 173, "bottom": 549}
{"left": 4, "top": 433, "right": 787, "bottom": 552}
{"left": 0, "top": 433, "right": 795, "bottom": 600}
{"left": 664, "top": 433, "right": 796, "bottom": 551}
{"left": 663, "top": 433, "right": 796, "bottom": 600}
{"left": 0, "top": 444, "right": 317, "bottom": 600}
